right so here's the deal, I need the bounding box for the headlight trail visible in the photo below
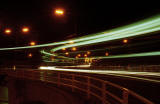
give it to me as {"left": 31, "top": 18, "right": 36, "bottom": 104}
{"left": 43, "top": 60, "right": 75, "bottom": 63}
{"left": 41, "top": 50, "right": 75, "bottom": 59}
{"left": 0, "top": 15, "right": 160, "bottom": 51}
{"left": 92, "top": 51, "right": 160, "bottom": 59}
{"left": 55, "top": 39, "right": 160, "bottom": 56}
{"left": 38, "top": 67, "right": 160, "bottom": 83}
{"left": 42, "top": 50, "right": 160, "bottom": 62}
{"left": 51, "top": 26, "right": 160, "bottom": 52}
{"left": 66, "top": 15, "right": 160, "bottom": 43}
{"left": 41, "top": 50, "right": 56, "bottom": 56}
{"left": 71, "top": 16, "right": 160, "bottom": 43}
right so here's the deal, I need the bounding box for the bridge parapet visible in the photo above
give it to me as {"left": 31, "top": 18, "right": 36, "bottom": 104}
{"left": 0, "top": 69, "right": 154, "bottom": 104}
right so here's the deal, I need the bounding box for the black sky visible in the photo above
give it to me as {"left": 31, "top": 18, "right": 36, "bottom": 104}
{"left": 0, "top": 0, "right": 160, "bottom": 48}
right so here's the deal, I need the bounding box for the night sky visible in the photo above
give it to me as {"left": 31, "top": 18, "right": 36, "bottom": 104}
{"left": 0, "top": 0, "right": 160, "bottom": 66}
{"left": 0, "top": 0, "right": 160, "bottom": 48}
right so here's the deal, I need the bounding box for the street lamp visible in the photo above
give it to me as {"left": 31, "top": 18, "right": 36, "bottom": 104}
{"left": 77, "top": 54, "right": 81, "bottom": 57}
{"left": 53, "top": 8, "right": 78, "bottom": 38}
{"left": 28, "top": 53, "right": 33, "bottom": 58}
{"left": 72, "top": 47, "right": 77, "bottom": 51}
{"left": 105, "top": 52, "right": 109, "bottom": 56}
{"left": 65, "top": 52, "right": 69, "bottom": 55}
{"left": 4, "top": 29, "right": 12, "bottom": 35}
{"left": 22, "top": 27, "right": 29, "bottom": 33}
{"left": 123, "top": 39, "right": 128, "bottom": 43}
{"left": 30, "top": 41, "right": 36, "bottom": 46}
{"left": 84, "top": 54, "right": 88, "bottom": 57}
{"left": 55, "top": 9, "right": 64, "bottom": 16}
{"left": 87, "top": 51, "right": 91, "bottom": 55}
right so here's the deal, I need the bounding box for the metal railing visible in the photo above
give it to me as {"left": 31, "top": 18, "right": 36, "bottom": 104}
{"left": 90, "top": 65, "right": 160, "bottom": 72}
{"left": 0, "top": 69, "right": 154, "bottom": 104}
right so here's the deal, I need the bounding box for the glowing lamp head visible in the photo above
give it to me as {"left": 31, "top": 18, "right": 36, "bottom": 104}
{"left": 84, "top": 54, "right": 87, "bottom": 57}
{"left": 77, "top": 54, "right": 81, "bottom": 57}
{"left": 123, "top": 39, "right": 128, "bottom": 43}
{"left": 28, "top": 53, "right": 32, "bottom": 58}
{"left": 65, "top": 52, "right": 69, "bottom": 55}
{"left": 105, "top": 52, "right": 109, "bottom": 56}
{"left": 22, "top": 27, "right": 29, "bottom": 33}
{"left": 87, "top": 51, "right": 91, "bottom": 55}
{"left": 72, "top": 47, "right": 77, "bottom": 51}
{"left": 30, "top": 41, "right": 36, "bottom": 46}
{"left": 55, "top": 9, "right": 64, "bottom": 15}
{"left": 5, "top": 29, "right": 11, "bottom": 35}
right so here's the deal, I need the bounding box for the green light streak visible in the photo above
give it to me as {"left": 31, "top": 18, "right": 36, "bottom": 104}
{"left": 41, "top": 50, "right": 55, "bottom": 56}
{"left": 93, "top": 51, "right": 160, "bottom": 59}
{"left": 57, "top": 48, "right": 104, "bottom": 55}
{"left": 0, "top": 15, "right": 160, "bottom": 51}
{"left": 51, "top": 26, "right": 160, "bottom": 52}
{"left": 41, "top": 49, "right": 75, "bottom": 60}
{"left": 56, "top": 39, "right": 160, "bottom": 56}
{"left": 71, "top": 15, "right": 160, "bottom": 42}
{"left": 42, "top": 48, "right": 160, "bottom": 61}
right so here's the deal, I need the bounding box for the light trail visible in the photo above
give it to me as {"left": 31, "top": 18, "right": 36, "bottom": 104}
{"left": 93, "top": 51, "right": 160, "bottom": 59}
{"left": 42, "top": 50, "right": 160, "bottom": 61}
{"left": 55, "top": 39, "right": 160, "bottom": 55}
{"left": 51, "top": 15, "right": 160, "bottom": 46}
{"left": 41, "top": 50, "right": 75, "bottom": 60}
{"left": 51, "top": 26, "right": 160, "bottom": 52}
{"left": 39, "top": 66, "right": 160, "bottom": 83}
{"left": 0, "top": 15, "right": 160, "bottom": 51}
{"left": 41, "top": 50, "right": 56, "bottom": 56}
{"left": 41, "top": 50, "right": 160, "bottom": 63}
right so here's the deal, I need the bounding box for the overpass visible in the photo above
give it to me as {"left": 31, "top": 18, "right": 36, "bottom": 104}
{"left": 0, "top": 68, "right": 154, "bottom": 104}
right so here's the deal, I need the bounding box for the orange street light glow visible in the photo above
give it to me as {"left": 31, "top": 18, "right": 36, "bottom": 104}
{"left": 5, "top": 29, "right": 11, "bottom": 34}
{"left": 55, "top": 9, "right": 64, "bottom": 15}
{"left": 22, "top": 27, "right": 29, "bottom": 33}
{"left": 30, "top": 41, "right": 36, "bottom": 46}
{"left": 72, "top": 47, "right": 77, "bottom": 51}
{"left": 84, "top": 54, "right": 87, "bottom": 57}
{"left": 77, "top": 54, "right": 81, "bottom": 57}
{"left": 123, "top": 39, "right": 128, "bottom": 43}
{"left": 65, "top": 52, "right": 69, "bottom": 55}
{"left": 87, "top": 51, "right": 91, "bottom": 55}
{"left": 28, "top": 53, "right": 32, "bottom": 58}
{"left": 105, "top": 52, "right": 109, "bottom": 56}
{"left": 62, "top": 48, "right": 66, "bottom": 51}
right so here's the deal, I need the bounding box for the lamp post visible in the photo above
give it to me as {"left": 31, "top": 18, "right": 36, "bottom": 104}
{"left": 54, "top": 8, "right": 78, "bottom": 38}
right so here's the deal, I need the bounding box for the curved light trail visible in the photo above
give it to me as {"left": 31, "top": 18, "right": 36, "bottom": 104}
{"left": 0, "top": 15, "right": 160, "bottom": 51}
{"left": 39, "top": 67, "right": 160, "bottom": 83}
{"left": 42, "top": 50, "right": 160, "bottom": 63}
{"left": 93, "top": 51, "right": 160, "bottom": 59}
{"left": 51, "top": 26, "right": 160, "bottom": 52}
